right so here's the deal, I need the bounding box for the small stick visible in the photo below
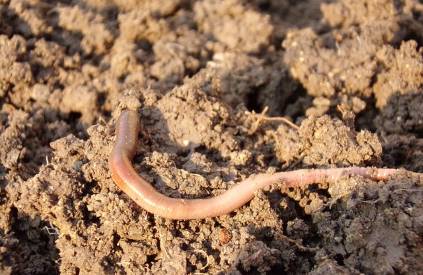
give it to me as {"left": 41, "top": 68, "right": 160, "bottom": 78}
{"left": 247, "top": 106, "right": 299, "bottom": 133}
{"left": 109, "top": 110, "right": 417, "bottom": 220}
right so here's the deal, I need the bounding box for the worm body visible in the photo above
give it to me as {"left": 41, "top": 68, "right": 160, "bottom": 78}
{"left": 110, "top": 110, "right": 400, "bottom": 220}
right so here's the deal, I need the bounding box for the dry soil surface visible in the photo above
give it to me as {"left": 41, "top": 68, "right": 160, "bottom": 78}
{"left": 1, "top": 0, "right": 423, "bottom": 274}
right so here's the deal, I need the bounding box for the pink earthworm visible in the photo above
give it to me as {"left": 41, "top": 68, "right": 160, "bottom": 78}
{"left": 109, "top": 109, "right": 405, "bottom": 220}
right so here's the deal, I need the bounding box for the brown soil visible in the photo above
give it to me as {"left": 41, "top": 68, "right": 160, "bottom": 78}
{"left": 1, "top": 0, "right": 423, "bottom": 274}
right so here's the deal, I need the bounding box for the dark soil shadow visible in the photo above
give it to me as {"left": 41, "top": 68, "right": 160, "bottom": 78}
{"left": 230, "top": 170, "right": 423, "bottom": 273}
{"left": 375, "top": 91, "right": 423, "bottom": 172}
{"left": 308, "top": 173, "right": 423, "bottom": 273}
{"left": 1, "top": 208, "right": 59, "bottom": 275}
{"left": 0, "top": 6, "right": 33, "bottom": 37}
{"left": 245, "top": 0, "right": 328, "bottom": 46}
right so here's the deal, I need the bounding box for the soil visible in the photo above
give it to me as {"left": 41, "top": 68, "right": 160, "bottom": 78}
{"left": 1, "top": 0, "right": 423, "bottom": 274}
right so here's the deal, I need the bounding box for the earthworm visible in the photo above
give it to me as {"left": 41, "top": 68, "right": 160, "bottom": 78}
{"left": 110, "top": 109, "right": 403, "bottom": 220}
